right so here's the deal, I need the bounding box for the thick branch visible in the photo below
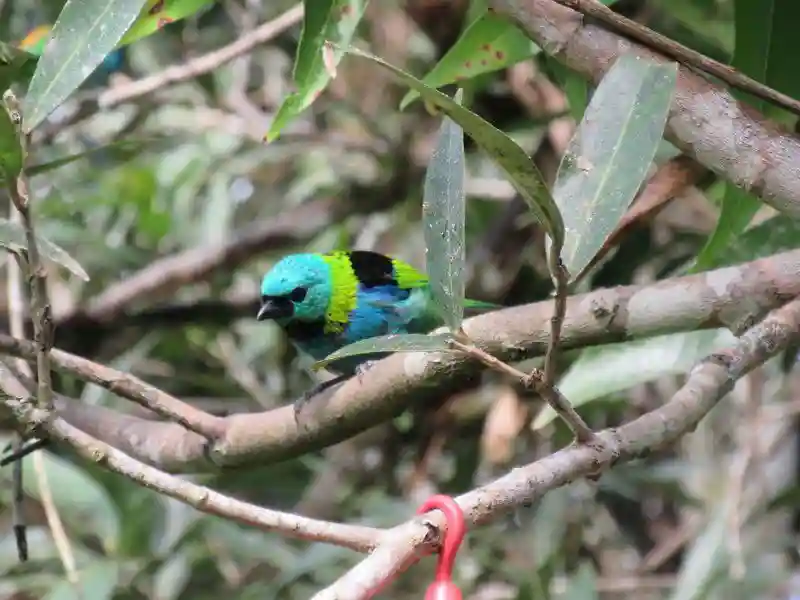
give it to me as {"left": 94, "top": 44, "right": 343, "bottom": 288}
{"left": 1, "top": 250, "right": 798, "bottom": 473}
{"left": 312, "top": 295, "right": 800, "bottom": 599}
{"left": 489, "top": 0, "right": 800, "bottom": 217}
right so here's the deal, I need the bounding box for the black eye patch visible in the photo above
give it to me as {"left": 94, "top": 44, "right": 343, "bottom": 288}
{"left": 290, "top": 287, "right": 307, "bottom": 302}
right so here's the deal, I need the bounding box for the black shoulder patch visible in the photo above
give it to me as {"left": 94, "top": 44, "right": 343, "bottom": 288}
{"left": 347, "top": 250, "right": 397, "bottom": 288}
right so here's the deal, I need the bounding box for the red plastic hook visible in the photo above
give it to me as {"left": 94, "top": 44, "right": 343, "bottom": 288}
{"left": 416, "top": 495, "right": 466, "bottom": 600}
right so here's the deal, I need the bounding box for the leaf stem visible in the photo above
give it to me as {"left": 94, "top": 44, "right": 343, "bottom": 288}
{"left": 544, "top": 253, "right": 568, "bottom": 387}
{"left": 448, "top": 339, "right": 596, "bottom": 443}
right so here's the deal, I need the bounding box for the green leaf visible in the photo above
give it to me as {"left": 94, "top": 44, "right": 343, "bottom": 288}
{"left": 22, "top": 0, "right": 149, "bottom": 132}
{"left": 0, "top": 217, "right": 90, "bottom": 280}
{"left": 314, "top": 333, "right": 455, "bottom": 371}
{"left": 732, "top": 0, "right": 800, "bottom": 103}
{"left": 400, "top": 11, "right": 539, "bottom": 110}
{"left": 705, "top": 213, "right": 800, "bottom": 269}
{"left": 423, "top": 89, "right": 466, "bottom": 330}
{"left": 0, "top": 102, "right": 22, "bottom": 179}
{"left": 546, "top": 58, "right": 589, "bottom": 122}
{"left": 344, "top": 45, "right": 564, "bottom": 249}
{"left": 265, "top": 0, "right": 368, "bottom": 142}
{"left": 119, "top": 0, "right": 215, "bottom": 47}
{"left": 0, "top": 42, "right": 38, "bottom": 93}
{"left": 692, "top": 185, "right": 761, "bottom": 272}
{"left": 533, "top": 329, "right": 734, "bottom": 430}
{"left": 44, "top": 561, "right": 120, "bottom": 600}
{"left": 552, "top": 53, "right": 677, "bottom": 280}
{"left": 564, "top": 562, "right": 599, "bottom": 600}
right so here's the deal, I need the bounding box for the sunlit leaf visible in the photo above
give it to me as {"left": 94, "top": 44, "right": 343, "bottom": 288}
{"left": 344, "top": 45, "right": 564, "bottom": 249}
{"left": 314, "top": 333, "right": 455, "bottom": 371}
{"left": 22, "top": 0, "right": 148, "bottom": 132}
{"left": 265, "top": 0, "right": 368, "bottom": 142}
{"left": 119, "top": 0, "right": 215, "bottom": 47}
{"left": 552, "top": 53, "right": 677, "bottom": 279}
{"left": 0, "top": 102, "right": 22, "bottom": 179}
{"left": 0, "top": 218, "right": 90, "bottom": 281}
{"left": 533, "top": 329, "right": 734, "bottom": 430}
{"left": 423, "top": 89, "right": 466, "bottom": 330}
{"left": 400, "top": 12, "right": 539, "bottom": 110}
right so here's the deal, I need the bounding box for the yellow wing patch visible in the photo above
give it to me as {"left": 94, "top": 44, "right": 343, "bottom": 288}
{"left": 391, "top": 257, "right": 429, "bottom": 289}
{"left": 320, "top": 251, "right": 358, "bottom": 334}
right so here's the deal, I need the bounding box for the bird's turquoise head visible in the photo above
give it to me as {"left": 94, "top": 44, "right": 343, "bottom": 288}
{"left": 257, "top": 253, "right": 333, "bottom": 323}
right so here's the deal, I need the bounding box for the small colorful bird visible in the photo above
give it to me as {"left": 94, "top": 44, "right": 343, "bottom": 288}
{"left": 19, "top": 24, "right": 125, "bottom": 78}
{"left": 257, "top": 250, "right": 498, "bottom": 411}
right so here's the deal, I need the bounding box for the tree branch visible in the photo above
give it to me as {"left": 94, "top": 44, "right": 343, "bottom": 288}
{"left": 0, "top": 389, "right": 382, "bottom": 553}
{"left": 1, "top": 250, "right": 798, "bottom": 473}
{"left": 312, "top": 295, "right": 800, "bottom": 599}
{"left": 489, "top": 0, "right": 800, "bottom": 217}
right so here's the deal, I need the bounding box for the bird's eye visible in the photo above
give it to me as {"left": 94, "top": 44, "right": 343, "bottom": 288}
{"left": 290, "top": 287, "right": 307, "bottom": 302}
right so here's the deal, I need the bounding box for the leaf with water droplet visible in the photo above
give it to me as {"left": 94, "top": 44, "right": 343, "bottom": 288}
{"left": 313, "top": 333, "right": 455, "bottom": 371}
{"left": 552, "top": 53, "right": 677, "bottom": 280}
{"left": 423, "top": 89, "right": 466, "bottom": 330}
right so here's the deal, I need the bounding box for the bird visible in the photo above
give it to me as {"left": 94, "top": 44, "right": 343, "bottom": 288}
{"left": 257, "top": 250, "right": 499, "bottom": 414}
{"left": 18, "top": 24, "right": 125, "bottom": 79}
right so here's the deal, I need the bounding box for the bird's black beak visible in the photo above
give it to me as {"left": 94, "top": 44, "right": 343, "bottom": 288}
{"left": 257, "top": 296, "right": 294, "bottom": 321}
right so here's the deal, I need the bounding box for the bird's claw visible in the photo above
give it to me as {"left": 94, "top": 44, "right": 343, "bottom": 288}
{"left": 1, "top": 438, "right": 49, "bottom": 467}
{"left": 292, "top": 374, "right": 349, "bottom": 424}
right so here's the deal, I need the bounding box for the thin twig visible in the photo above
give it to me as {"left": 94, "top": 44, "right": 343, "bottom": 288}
{"left": 98, "top": 4, "right": 304, "bottom": 109}
{"left": 449, "top": 339, "right": 596, "bottom": 443}
{"left": 4, "top": 92, "right": 54, "bottom": 413}
{"left": 544, "top": 254, "right": 568, "bottom": 387}
{"left": 551, "top": 0, "right": 800, "bottom": 116}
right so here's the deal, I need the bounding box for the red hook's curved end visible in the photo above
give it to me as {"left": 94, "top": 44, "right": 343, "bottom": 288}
{"left": 416, "top": 495, "right": 466, "bottom": 584}
{"left": 424, "top": 580, "right": 463, "bottom": 600}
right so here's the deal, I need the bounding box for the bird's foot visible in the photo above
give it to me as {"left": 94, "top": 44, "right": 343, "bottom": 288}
{"left": 292, "top": 374, "right": 349, "bottom": 424}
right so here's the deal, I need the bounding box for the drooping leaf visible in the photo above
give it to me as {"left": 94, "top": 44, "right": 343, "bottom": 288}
{"left": 314, "top": 333, "right": 455, "bottom": 371}
{"left": 0, "top": 102, "right": 22, "bottom": 179}
{"left": 0, "top": 218, "right": 90, "bottom": 280}
{"left": 265, "top": 0, "right": 368, "bottom": 142}
{"left": 22, "top": 0, "right": 149, "bottom": 132}
{"left": 119, "top": 0, "right": 215, "bottom": 47}
{"left": 533, "top": 329, "right": 734, "bottom": 430}
{"left": 423, "top": 89, "right": 466, "bottom": 330}
{"left": 705, "top": 213, "right": 800, "bottom": 269}
{"left": 344, "top": 45, "right": 564, "bottom": 249}
{"left": 551, "top": 53, "right": 677, "bottom": 279}
{"left": 400, "top": 12, "right": 539, "bottom": 110}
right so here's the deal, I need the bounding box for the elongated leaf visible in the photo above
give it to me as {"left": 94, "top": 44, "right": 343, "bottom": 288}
{"left": 0, "top": 218, "right": 89, "bottom": 280}
{"left": 707, "top": 213, "right": 800, "bottom": 269}
{"left": 533, "top": 329, "right": 734, "bottom": 430}
{"left": 22, "top": 0, "right": 148, "bottom": 132}
{"left": 400, "top": 12, "right": 539, "bottom": 110}
{"left": 44, "top": 561, "right": 120, "bottom": 600}
{"left": 552, "top": 53, "right": 677, "bottom": 279}
{"left": 693, "top": 185, "right": 760, "bottom": 271}
{"left": 119, "top": 0, "right": 214, "bottom": 47}
{"left": 423, "top": 89, "right": 466, "bottom": 330}
{"left": 265, "top": 0, "right": 368, "bottom": 142}
{"left": 345, "top": 45, "right": 564, "bottom": 249}
{"left": 314, "top": 333, "right": 455, "bottom": 371}
{"left": 0, "top": 103, "right": 22, "bottom": 179}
